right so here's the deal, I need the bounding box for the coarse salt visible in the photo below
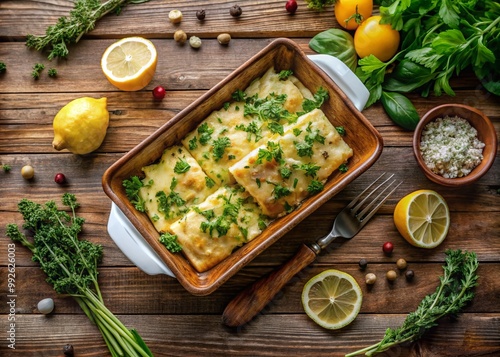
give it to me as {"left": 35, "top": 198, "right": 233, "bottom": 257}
{"left": 419, "top": 116, "right": 485, "bottom": 178}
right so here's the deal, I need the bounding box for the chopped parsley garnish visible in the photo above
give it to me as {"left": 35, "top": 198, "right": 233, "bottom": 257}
{"left": 267, "top": 121, "right": 284, "bottom": 135}
{"left": 123, "top": 176, "right": 147, "bottom": 212}
{"left": 212, "top": 136, "right": 231, "bottom": 161}
{"left": 305, "top": 122, "right": 326, "bottom": 144}
{"left": 173, "top": 158, "right": 191, "bottom": 174}
{"left": 278, "top": 69, "right": 293, "bottom": 80}
{"left": 199, "top": 194, "right": 242, "bottom": 238}
{"left": 205, "top": 176, "right": 216, "bottom": 188}
{"left": 198, "top": 123, "right": 214, "bottom": 145}
{"left": 232, "top": 89, "right": 247, "bottom": 102}
{"left": 170, "top": 177, "right": 178, "bottom": 190}
{"left": 156, "top": 190, "right": 186, "bottom": 219}
{"left": 267, "top": 181, "right": 292, "bottom": 199}
{"left": 244, "top": 93, "right": 297, "bottom": 123}
{"left": 159, "top": 232, "right": 183, "bottom": 253}
{"left": 193, "top": 207, "right": 215, "bottom": 220}
{"left": 307, "top": 180, "right": 324, "bottom": 194}
{"left": 335, "top": 126, "right": 346, "bottom": 136}
{"left": 294, "top": 140, "right": 314, "bottom": 157}
{"left": 223, "top": 102, "right": 230, "bottom": 110}
{"left": 256, "top": 141, "right": 284, "bottom": 165}
{"left": 279, "top": 166, "right": 292, "bottom": 179}
{"left": 302, "top": 87, "right": 329, "bottom": 113}
{"left": 339, "top": 163, "right": 349, "bottom": 173}
{"left": 294, "top": 162, "right": 321, "bottom": 177}
{"left": 293, "top": 128, "right": 302, "bottom": 136}
{"left": 236, "top": 121, "right": 263, "bottom": 142}
{"left": 188, "top": 136, "right": 198, "bottom": 150}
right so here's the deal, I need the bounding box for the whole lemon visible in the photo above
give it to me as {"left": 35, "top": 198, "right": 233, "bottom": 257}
{"left": 52, "top": 97, "right": 109, "bottom": 155}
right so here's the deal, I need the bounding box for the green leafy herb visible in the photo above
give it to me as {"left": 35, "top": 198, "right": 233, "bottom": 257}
{"left": 236, "top": 121, "right": 263, "bottom": 142}
{"left": 156, "top": 190, "right": 187, "bottom": 219}
{"left": 173, "top": 158, "right": 191, "bottom": 174}
{"left": 197, "top": 122, "right": 214, "bottom": 145}
{"left": 199, "top": 194, "right": 242, "bottom": 238}
{"left": 0, "top": 62, "right": 6, "bottom": 73}
{"left": 31, "top": 63, "right": 45, "bottom": 79}
{"left": 123, "top": 176, "right": 146, "bottom": 212}
{"left": 189, "top": 136, "right": 198, "bottom": 150}
{"left": 380, "top": 91, "right": 420, "bottom": 130}
{"left": 212, "top": 137, "right": 231, "bottom": 161}
{"left": 335, "top": 126, "right": 346, "bottom": 136}
{"left": 339, "top": 163, "right": 349, "bottom": 173}
{"left": 48, "top": 68, "right": 58, "bottom": 77}
{"left": 346, "top": 249, "right": 479, "bottom": 357}
{"left": 279, "top": 166, "right": 293, "bottom": 179}
{"left": 256, "top": 141, "right": 284, "bottom": 165}
{"left": 2, "top": 164, "right": 11, "bottom": 172}
{"left": 307, "top": 180, "right": 324, "bottom": 194}
{"left": 304, "top": 0, "right": 335, "bottom": 11}
{"left": 278, "top": 69, "right": 293, "bottom": 80}
{"left": 159, "top": 232, "right": 182, "bottom": 253}
{"left": 309, "top": 29, "right": 358, "bottom": 72}
{"left": 232, "top": 89, "right": 247, "bottom": 102}
{"left": 294, "top": 140, "right": 313, "bottom": 157}
{"left": 294, "top": 162, "right": 321, "bottom": 178}
{"left": 26, "top": 0, "right": 152, "bottom": 60}
{"left": 302, "top": 87, "right": 329, "bottom": 113}
{"left": 205, "top": 176, "right": 216, "bottom": 189}
{"left": 6, "top": 194, "right": 153, "bottom": 357}
{"left": 244, "top": 93, "right": 297, "bottom": 123}
{"left": 267, "top": 182, "right": 292, "bottom": 200}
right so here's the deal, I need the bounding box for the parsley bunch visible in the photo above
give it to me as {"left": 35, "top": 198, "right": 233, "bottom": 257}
{"left": 346, "top": 249, "right": 479, "bottom": 357}
{"left": 26, "top": 0, "right": 151, "bottom": 60}
{"left": 6, "top": 194, "right": 153, "bottom": 357}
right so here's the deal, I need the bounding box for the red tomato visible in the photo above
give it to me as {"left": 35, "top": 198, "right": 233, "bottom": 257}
{"left": 354, "top": 15, "right": 400, "bottom": 62}
{"left": 335, "top": 0, "right": 373, "bottom": 30}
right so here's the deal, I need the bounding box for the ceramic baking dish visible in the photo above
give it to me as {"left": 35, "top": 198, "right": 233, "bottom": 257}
{"left": 102, "top": 38, "right": 383, "bottom": 296}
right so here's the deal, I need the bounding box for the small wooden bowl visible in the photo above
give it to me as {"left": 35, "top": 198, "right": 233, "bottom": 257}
{"left": 413, "top": 104, "right": 497, "bottom": 187}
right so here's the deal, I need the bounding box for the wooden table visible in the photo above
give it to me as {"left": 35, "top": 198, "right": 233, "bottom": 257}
{"left": 1, "top": 1, "right": 499, "bottom": 356}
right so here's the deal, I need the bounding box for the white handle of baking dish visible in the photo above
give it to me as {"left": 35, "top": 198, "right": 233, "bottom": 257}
{"left": 107, "top": 57, "right": 368, "bottom": 277}
{"left": 107, "top": 203, "right": 175, "bottom": 277}
{"left": 307, "top": 54, "right": 369, "bottom": 112}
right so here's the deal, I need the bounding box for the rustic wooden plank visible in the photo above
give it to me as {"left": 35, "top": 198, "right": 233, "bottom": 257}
{"left": 0, "top": 313, "right": 498, "bottom": 356}
{"left": 1, "top": 263, "right": 498, "bottom": 315}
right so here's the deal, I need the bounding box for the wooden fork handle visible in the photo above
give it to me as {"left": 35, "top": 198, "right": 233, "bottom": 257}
{"left": 222, "top": 244, "right": 317, "bottom": 327}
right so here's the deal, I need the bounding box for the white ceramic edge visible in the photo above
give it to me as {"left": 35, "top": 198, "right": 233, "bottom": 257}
{"left": 307, "top": 54, "right": 369, "bottom": 112}
{"left": 106, "top": 56, "right": 368, "bottom": 276}
{"left": 107, "top": 203, "right": 175, "bottom": 277}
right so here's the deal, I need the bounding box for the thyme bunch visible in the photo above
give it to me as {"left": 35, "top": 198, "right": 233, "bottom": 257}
{"left": 26, "top": 0, "right": 151, "bottom": 60}
{"left": 346, "top": 249, "right": 479, "bottom": 357}
{"left": 6, "top": 194, "right": 153, "bottom": 357}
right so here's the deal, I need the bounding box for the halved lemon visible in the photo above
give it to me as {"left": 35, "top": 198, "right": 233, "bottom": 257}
{"left": 101, "top": 37, "right": 157, "bottom": 91}
{"left": 394, "top": 189, "right": 450, "bottom": 249}
{"left": 301, "top": 269, "right": 362, "bottom": 330}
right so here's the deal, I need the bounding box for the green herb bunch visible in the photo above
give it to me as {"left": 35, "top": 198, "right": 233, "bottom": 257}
{"left": 346, "top": 249, "right": 479, "bottom": 356}
{"left": 354, "top": 0, "right": 500, "bottom": 129}
{"left": 26, "top": 0, "right": 151, "bottom": 60}
{"left": 6, "top": 194, "right": 153, "bottom": 357}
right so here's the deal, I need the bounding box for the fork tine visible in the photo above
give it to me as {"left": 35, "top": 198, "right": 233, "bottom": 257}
{"left": 357, "top": 179, "right": 402, "bottom": 224}
{"left": 351, "top": 173, "right": 394, "bottom": 212}
{"left": 347, "top": 172, "right": 392, "bottom": 211}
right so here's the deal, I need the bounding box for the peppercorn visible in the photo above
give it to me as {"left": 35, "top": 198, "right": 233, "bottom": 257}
{"left": 365, "top": 273, "right": 376, "bottom": 285}
{"left": 405, "top": 269, "right": 415, "bottom": 281}
{"left": 152, "top": 86, "right": 166, "bottom": 101}
{"left": 63, "top": 344, "right": 74, "bottom": 356}
{"left": 396, "top": 258, "right": 407, "bottom": 270}
{"left": 382, "top": 241, "right": 394, "bottom": 255}
{"left": 54, "top": 173, "right": 66, "bottom": 184}
{"left": 230, "top": 4, "right": 242, "bottom": 17}
{"left": 21, "top": 165, "right": 35, "bottom": 180}
{"left": 358, "top": 258, "right": 368, "bottom": 270}
{"left": 217, "top": 33, "right": 231, "bottom": 45}
{"left": 173, "top": 30, "right": 187, "bottom": 44}
{"left": 285, "top": 0, "right": 298, "bottom": 14}
{"left": 189, "top": 36, "right": 202, "bottom": 49}
{"left": 168, "top": 10, "right": 183, "bottom": 23}
{"left": 386, "top": 269, "right": 397, "bottom": 281}
{"left": 196, "top": 9, "right": 206, "bottom": 20}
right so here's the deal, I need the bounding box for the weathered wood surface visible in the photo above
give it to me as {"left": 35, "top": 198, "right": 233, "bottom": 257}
{"left": 1, "top": 1, "right": 499, "bottom": 356}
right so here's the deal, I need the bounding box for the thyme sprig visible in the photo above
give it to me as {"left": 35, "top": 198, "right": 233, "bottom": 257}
{"left": 346, "top": 249, "right": 479, "bottom": 357}
{"left": 26, "top": 0, "right": 151, "bottom": 60}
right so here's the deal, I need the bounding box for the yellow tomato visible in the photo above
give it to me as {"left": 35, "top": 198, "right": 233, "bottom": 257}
{"left": 335, "top": 0, "right": 373, "bottom": 30}
{"left": 354, "top": 15, "right": 400, "bottom": 62}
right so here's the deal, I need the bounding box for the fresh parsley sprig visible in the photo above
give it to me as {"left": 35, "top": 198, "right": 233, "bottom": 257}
{"left": 26, "top": 0, "right": 151, "bottom": 60}
{"left": 346, "top": 249, "right": 479, "bottom": 357}
{"left": 6, "top": 194, "right": 153, "bottom": 357}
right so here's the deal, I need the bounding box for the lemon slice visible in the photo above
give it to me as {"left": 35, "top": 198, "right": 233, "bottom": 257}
{"left": 101, "top": 37, "right": 157, "bottom": 91}
{"left": 394, "top": 189, "right": 450, "bottom": 248}
{"left": 302, "top": 269, "right": 362, "bottom": 330}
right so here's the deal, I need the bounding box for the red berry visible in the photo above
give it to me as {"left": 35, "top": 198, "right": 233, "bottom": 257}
{"left": 54, "top": 173, "right": 66, "bottom": 184}
{"left": 152, "top": 86, "right": 166, "bottom": 100}
{"left": 382, "top": 241, "right": 394, "bottom": 254}
{"left": 286, "top": 0, "right": 297, "bottom": 14}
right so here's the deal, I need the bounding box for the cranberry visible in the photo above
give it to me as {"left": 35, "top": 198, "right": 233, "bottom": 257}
{"left": 54, "top": 173, "right": 66, "bottom": 184}
{"left": 382, "top": 241, "right": 394, "bottom": 255}
{"left": 285, "top": 0, "right": 298, "bottom": 14}
{"left": 152, "top": 86, "right": 166, "bottom": 101}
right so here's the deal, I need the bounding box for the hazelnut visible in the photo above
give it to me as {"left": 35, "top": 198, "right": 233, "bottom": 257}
{"left": 168, "top": 10, "right": 183, "bottom": 24}
{"left": 217, "top": 33, "right": 231, "bottom": 45}
{"left": 386, "top": 270, "right": 398, "bottom": 281}
{"left": 189, "top": 36, "right": 202, "bottom": 49}
{"left": 365, "top": 273, "right": 377, "bottom": 285}
{"left": 173, "top": 30, "right": 187, "bottom": 44}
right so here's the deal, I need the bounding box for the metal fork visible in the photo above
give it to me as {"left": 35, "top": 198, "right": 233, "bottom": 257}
{"left": 222, "top": 172, "right": 402, "bottom": 327}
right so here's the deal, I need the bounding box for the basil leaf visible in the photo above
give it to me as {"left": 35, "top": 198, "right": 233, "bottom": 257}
{"left": 381, "top": 91, "right": 420, "bottom": 130}
{"left": 309, "top": 28, "right": 358, "bottom": 72}
{"left": 383, "top": 60, "right": 436, "bottom": 93}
